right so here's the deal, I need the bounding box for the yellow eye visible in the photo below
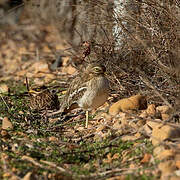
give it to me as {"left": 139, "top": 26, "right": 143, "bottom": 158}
{"left": 93, "top": 66, "right": 102, "bottom": 72}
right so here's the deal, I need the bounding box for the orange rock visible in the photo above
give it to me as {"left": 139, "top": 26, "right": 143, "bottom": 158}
{"left": 109, "top": 94, "right": 147, "bottom": 115}
{"left": 151, "top": 124, "right": 180, "bottom": 146}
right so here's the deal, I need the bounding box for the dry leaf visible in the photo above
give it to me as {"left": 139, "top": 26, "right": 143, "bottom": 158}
{"left": 19, "top": 111, "right": 24, "bottom": 115}
{"left": 9, "top": 175, "right": 19, "bottom": 180}
{"left": 175, "top": 160, "right": 180, "bottom": 169}
{"left": 112, "top": 153, "right": 120, "bottom": 159}
{"left": 43, "top": 46, "right": 51, "bottom": 53}
{"left": 2, "top": 117, "right": 13, "bottom": 130}
{"left": 103, "top": 153, "right": 112, "bottom": 163}
{"left": 158, "top": 160, "right": 176, "bottom": 176}
{"left": 3, "top": 173, "right": 11, "bottom": 178}
{"left": 31, "top": 61, "right": 50, "bottom": 73}
{"left": 1, "top": 129, "right": 8, "bottom": 137}
{"left": 141, "top": 153, "right": 152, "bottom": 163}
{"left": 139, "top": 111, "right": 148, "bottom": 118}
{"left": 151, "top": 124, "right": 180, "bottom": 146}
{"left": 107, "top": 175, "right": 126, "bottom": 180}
{"left": 121, "top": 135, "right": 139, "bottom": 141}
{"left": 129, "top": 163, "right": 136, "bottom": 168}
{"left": 170, "top": 176, "right": 180, "bottom": 180}
{"left": 156, "top": 149, "right": 174, "bottom": 160}
{"left": 153, "top": 146, "right": 165, "bottom": 157}
{"left": 66, "top": 66, "right": 77, "bottom": 75}
{"left": 146, "top": 104, "right": 156, "bottom": 116}
{"left": 49, "top": 136, "right": 58, "bottom": 142}
{"left": 156, "top": 105, "right": 172, "bottom": 114}
{"left": 22, "top": 172, "right": 32, "bottom": 180}
{"left": 44, "top": 74, "right": 56, "bottom": 83}
{"left": 96, "top": 125, "right": 106, "bottom": 133}
{"left": 0, "top": 84, "right": 9, "bottom": 94}
{"left": 19, "top": 47, "right": 27, "bottom": 54}
{"left": 161, "top": 113, "right": 170, "bottom": 121}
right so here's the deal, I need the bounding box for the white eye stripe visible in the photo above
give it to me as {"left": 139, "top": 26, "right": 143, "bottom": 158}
{"left": 69, "top": 87, "right": 87, "bottom": 99}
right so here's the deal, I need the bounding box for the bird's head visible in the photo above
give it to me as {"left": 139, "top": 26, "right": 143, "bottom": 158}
{"left": 87, "top": 63, "right": 106, "bottom": 75}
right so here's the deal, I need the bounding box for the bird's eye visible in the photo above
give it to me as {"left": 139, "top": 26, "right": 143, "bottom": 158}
{"left": 93, "top": 67, "right": 101, "bottom": 71}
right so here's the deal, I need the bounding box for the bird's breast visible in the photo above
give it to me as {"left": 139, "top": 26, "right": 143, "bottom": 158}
{"left": 78, "top": 76, "right": 109, "bottom": 110}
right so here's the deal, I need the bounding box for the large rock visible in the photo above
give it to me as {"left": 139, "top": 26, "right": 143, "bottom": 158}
{"left": 109, "top": 94, "right": 147, "bottom": 115}
{"left": 151, "top": 123, "right": 180, "bottom": 146}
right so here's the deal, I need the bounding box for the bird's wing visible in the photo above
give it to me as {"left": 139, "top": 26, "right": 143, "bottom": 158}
{"left": 60, "top": 74, "right": 89, "bottom": 111}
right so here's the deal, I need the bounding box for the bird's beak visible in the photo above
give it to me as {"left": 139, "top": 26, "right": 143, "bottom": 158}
{"left": 28, "top": 89, "right": 38, "bottom": 95}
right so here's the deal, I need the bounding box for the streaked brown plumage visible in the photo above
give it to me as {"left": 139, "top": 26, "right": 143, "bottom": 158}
{"left": 28, "top": 86, "right": 59, "bottom": 111}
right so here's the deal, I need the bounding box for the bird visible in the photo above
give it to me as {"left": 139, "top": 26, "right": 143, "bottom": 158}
{"left": 28, "top": 86, "right": 60, "bottom": 112}
{"left": 59, "top": 63, "right": 109, "bottom": 128}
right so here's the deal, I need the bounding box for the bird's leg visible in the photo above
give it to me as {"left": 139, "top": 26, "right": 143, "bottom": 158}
{"left": 85, "top": 110, "right": 89, "bottom": 128}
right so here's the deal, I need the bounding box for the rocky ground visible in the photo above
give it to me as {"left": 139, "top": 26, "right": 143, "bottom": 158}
{"left": 0, "top": 22, "right": 180, "bottom": 180}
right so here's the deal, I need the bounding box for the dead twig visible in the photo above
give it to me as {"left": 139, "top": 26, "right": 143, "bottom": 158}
{"left": 136, "top": 68, "right": 173, "bottom": 109}
{"left": 40, "top": 160, "right": 70, "bottom": 173}
{"left": 0, "top": 94, "right": 10, "bottom": 112}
